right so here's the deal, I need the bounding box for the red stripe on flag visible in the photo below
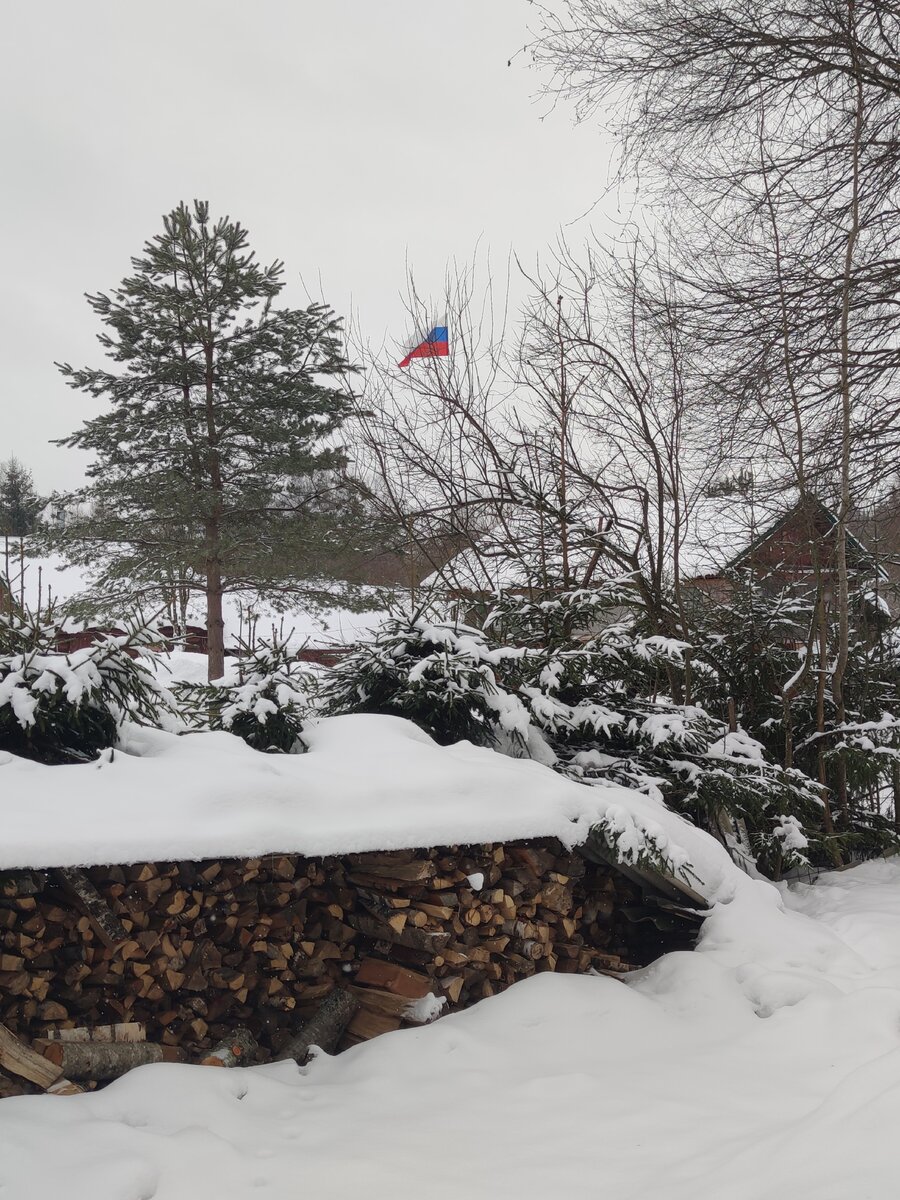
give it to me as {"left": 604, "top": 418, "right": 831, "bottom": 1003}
{"left": 398, "top": 341, "right": 449, "bottom": 368}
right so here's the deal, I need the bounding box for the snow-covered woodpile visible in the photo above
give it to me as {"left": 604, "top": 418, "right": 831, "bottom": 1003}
{"left": 0, "top": 839, "right": 695, "bottom": 1088}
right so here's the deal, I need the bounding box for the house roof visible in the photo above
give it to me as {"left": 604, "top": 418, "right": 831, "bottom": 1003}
{"left": 426, "top": 490, "right": 888, "bottom": 595}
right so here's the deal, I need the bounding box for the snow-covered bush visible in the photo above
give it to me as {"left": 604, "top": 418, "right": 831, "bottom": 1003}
{"left": 0, "top": 609, "right": 169, "bottom": 764}
{"left": 506, "top": 620, "right": 821, "bottom": 876}
{"left": 177, "top": 638, "right": 314, "bottom": 752}
{"left": 687, "top": 572, "right": 900, "bottom": 863}
{"left": 322, "top": 591, "right": 822, "bottom": 877}
{"left": 320, "top": 616, "right": 531, "bottom": 749}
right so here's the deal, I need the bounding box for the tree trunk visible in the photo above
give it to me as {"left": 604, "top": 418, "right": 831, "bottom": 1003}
{"left": 203, "top": 318, "right": 226, "bottom": 682}
{"left": 205, "top": 524, "right": 226, "bottom": 682}
{"left": 831, "top": 1, "right": 864, "bottom": 827}
{"left": 816, "top": 601, "right": 841, "bottom": 865}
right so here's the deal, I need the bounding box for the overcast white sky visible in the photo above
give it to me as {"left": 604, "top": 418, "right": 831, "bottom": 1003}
{"left": 1, "top": 1, "right": 618, "bottom": 493}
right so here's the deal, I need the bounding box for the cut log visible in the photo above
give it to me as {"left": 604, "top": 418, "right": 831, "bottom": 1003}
{"left": 0, "top": 870, "right": 45, "bottom": 898}
{"left": 349, "top": 985, "right": 412, "bottom": 1019}
{"left": 0, "top": 1069, "right": 28, "bottom": 1098}
{"left": 354, "top": 958, "right": 432, "bottom": 998}
{"left": 350, "top": 860, "right": 435, "bottom": 883}
{"left": 200, "top": 1027, "right": 258, "bottom": 1067}
{"left": 346, "top": 1008, "right": 402, "bottom": 1040}
{"left": 55, "top": 868, "right": 129, "bottom": 950}
{"left": 276, "top": 989, "right": 359, "bottom": 1065}
{"left": 347, "top": 912, "right": 450, "bottom": 952}
{"left": 41, "top": 1040, "right": 185, "bottom": 1081}
{"left": 0, "top": 1023, "right": 81, "bottom": 1094}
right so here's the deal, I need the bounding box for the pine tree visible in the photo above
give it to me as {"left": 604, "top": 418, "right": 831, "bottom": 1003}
{"left": 52, "top": 201, "right": 358, "bottom": 680}
{"left": 0, "top": 457, "right": 43, "bottom": 536}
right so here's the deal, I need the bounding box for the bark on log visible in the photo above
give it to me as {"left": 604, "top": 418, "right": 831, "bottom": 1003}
{"left": 276, "top": 989, "right": 359, "bottom": 1065}
{"left": 44, "top": 1022, "right": 145, "bottom": 1045}
{"left": 200, "top": 1027, "right": 258, "bottom": 1067}
{"left": 55, "top": 867, "right": 129, "bottom": 949}
{"left": 41, "top": 1040, "right": 185, "bottom": 1081}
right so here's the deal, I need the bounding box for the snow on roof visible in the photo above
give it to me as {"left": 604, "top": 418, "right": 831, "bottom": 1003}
{"left": 676, "top": 490, "right": 801, "bottom": 578}
{"left": 0, "top": 713, "right": 735, "bottom": 900}
{"left": 426, "top": 488, "right": 845, "bottom": 591}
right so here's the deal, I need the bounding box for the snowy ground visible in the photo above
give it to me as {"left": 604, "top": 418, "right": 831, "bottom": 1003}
{"left": 6, "top": 547, "right": 392, "bottom": 649}
{"left": 3, "top": 856, "right": 900, "bottom": 1198}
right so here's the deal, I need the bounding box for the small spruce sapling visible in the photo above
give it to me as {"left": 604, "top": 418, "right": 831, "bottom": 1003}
{"left": 0, "top": 605, "right": 170, "bottom": 764}
{"left": 177, "top": 636, "right": 314, "bottom": 753}
{"left": 321, "top": 615, "right": 531, "bottom": 748}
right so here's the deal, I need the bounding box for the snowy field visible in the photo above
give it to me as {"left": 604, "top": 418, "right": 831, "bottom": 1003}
{"left": 6, "top": 548, "right": 392, "bottom": 649}
{"left": 3, "top": 856, "right": 900, "bottom": 1199}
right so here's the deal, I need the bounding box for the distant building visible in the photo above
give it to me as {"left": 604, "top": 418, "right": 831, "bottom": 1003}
{"left": 682, "top": 493, "right": 886, "bottom": 603}
{"left": 427, "top": 491, "right": 893, "bottom": 617}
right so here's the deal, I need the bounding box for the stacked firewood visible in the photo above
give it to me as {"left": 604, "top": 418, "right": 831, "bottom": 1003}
{"left": 0, "top": 839, "right": 680, "bottom": 1087}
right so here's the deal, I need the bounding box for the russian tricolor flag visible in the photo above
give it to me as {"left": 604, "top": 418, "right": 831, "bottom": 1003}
{"left": 398, "top": 324, "right": 449, "bottom": 368}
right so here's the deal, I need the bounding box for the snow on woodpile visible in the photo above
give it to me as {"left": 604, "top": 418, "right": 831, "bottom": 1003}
{"left": 0, "top": 714, "right": 734, "bottom": 901}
